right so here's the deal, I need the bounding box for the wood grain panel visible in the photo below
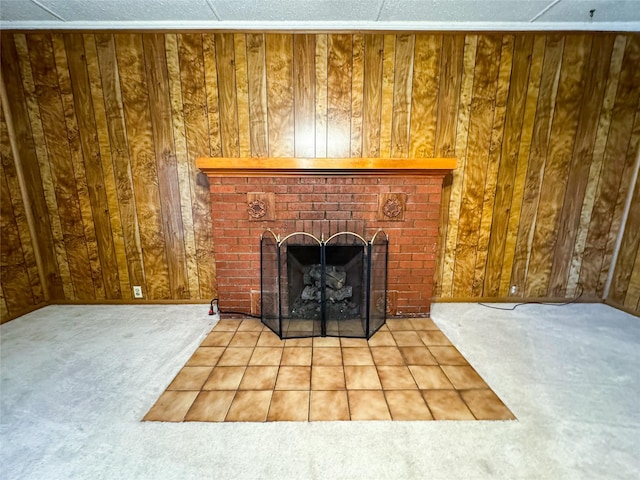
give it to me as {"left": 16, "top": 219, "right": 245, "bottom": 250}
{"left": 435, "top": 35, "right": 464, "bottom": 158}
{"left": 509, "top": 35, "right": 564, "bottom": 296}
{"left": 526, "top": 35, "right": 592, "bottom": 297}
{"left": 165, "top": 34, "right": 200, "bottom": 298}
{"left": 143, "top": 34, "right": 189, "bottom": 299}
{"left": 452, "top": 35, "right": 502, "bottom": 297}
{"left": 266, "top": 34, "right": 294, "bottom": 157}
{"left": 390, "top": 34, "right": 415, "bottom": 158}
{"left": 94, "top": 33, "right": 146, "bottom": 293}
{"left": 314, "top": 34, "right": 328, "bottom": 157}
{"left": 246, "top": 33, "right": 269, "bottom": 157}
{"left": 115, "top": 33, "right": 171, "bottom": 299}
{"left": 624, "top": 245, "right": 640, "bottom": 310}
{"left": 362, "top": 34, "right": 384, "bottom": 158}
{"left": 379, "top": 35, "right": 396, "bottom": 158}
{"left": 293, "top": 34, "right": 316, "bottom": 157}
{"left": 202, "top": 34, "right": 222, "bottom": 157}
{"left": 234, "top": 34, "right": 251, "bottom": 158}
{"left": 474, "top": 34, "right": 514, "bottom": 297}
{"left": 327, "top": 34, "right": 352, "bottom": 158}
{"left": 548, "top": 35, "right": 615, "bottom": 296}
{"left": 410, "top": 34, "right": 441, "bottom": 158}
{"left": 27, "top": 34, "right": 94, "bottom": 300}
{"left": 351, "top": 34, "right": 365, "bottom": 158}
{"left": 215, "top": 33, "right": 240, "bottom": 158}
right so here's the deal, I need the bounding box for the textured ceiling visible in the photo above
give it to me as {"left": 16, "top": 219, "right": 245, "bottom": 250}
{"left": 1, "top": 0, "right": 639, "bottom": 31}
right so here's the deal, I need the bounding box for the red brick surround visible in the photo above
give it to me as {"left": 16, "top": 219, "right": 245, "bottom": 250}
{"left": 208, "top": 174, "right": 447, "bottom": 317}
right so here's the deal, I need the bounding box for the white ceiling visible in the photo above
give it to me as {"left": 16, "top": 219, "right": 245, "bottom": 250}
{"left": 1, "top": 0, "right": 639, "bottom": 31}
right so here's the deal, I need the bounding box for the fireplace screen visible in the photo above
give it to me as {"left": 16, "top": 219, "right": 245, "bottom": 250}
{"left": 260, "top": 230, "right": 388, "bottom": 339}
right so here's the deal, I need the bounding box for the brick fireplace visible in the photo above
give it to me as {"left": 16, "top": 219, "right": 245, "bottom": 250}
{"left": 197, "top": 158, "right": 455, "bottom": 318}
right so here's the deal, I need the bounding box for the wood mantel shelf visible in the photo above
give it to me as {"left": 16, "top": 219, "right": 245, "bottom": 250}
{"left": 196, "top": 157, "right": 457, "bottom": 177}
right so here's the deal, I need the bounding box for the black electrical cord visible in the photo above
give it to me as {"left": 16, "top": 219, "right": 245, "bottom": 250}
{"left": 478, "top": 285, "right": 584, "bottom": 311}
{"left": 208, "top": 298, "right": 261, "bottom": 319}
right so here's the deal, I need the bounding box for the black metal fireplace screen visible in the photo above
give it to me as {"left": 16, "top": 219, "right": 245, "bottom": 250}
{"left": 260, "top": 229, "right": 388, "bottom": 339}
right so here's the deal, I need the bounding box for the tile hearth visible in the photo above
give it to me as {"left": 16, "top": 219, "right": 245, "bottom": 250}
{"left": 144, "top": 318, "right": 515, "bottom": 422}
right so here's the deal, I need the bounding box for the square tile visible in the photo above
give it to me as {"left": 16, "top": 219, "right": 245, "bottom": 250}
{"left": 184, "top": 391, "right": 235, "bottom": 422}
{"left": 284, "top": 337, "right": 313, "bottom": 347}
{"left": 167, "top": 367, "right": 213, "bottom": 391}
{"left": 342, "top": 347, "right": 375, "bottom": 365}
{"left": 385, "top": 390, "right": 433, "bottom": 420}
{"left": 281, "top": 347, "right": 312, "bottom": 366}
{"left": 275, "top": 366, "right": 311, "bottom": 390}
{"left": 409, "top": 318, "right": 439, "bottom": 330}
{"left": 267, "top": 391, "right": 310, "bottom": 421}
{"left": 143, "top": 391, "right": 199, "bottom": 422}
{"left": 348, "top": 390, "right": 391, "bottom": 420}
{"left": 429, "top": 346, "right": 468, "bottom": 365}
{"left": 408, "top": 366, "right": 454, "bottom": 389}
{"left": 236, "top": 319, "right": 264, "bottom": 332}
{"left": 441, "top": 365, "right": 488, "bottom": 389}
{"left": 202, "top": 366, "right": 246, "bottom": 390}
{"left": 367, "top": 331, "right": 396, "bottom": 346}
{"left": 238, "top": 366, "right": 279, "bottom": 390}
{"left": 417, "top": 330, "right": 451, "bottom": 346}
{"left": 225, "top": 390, "right": 272, "bottom": 422}
{"left": 256, "top": 330, "right": 284, "bottom": 347}
{"left": 422, "top": 390, "right": 475, "bottom": 420}
{"left": 185, "top": 347, "right": 226, "bottom": 366}
{"left": 249, "top": 347, "right": 283, "bottom": 366}
{"left": 217, "top": 347, "right": 254, "bottom": 366}
{"left": 340, "top": 337, "right": 369, "bottom": 347}
{"left": 399, "top": 346, "right": 438, "bottom": 365}
{"left": 312, "top": 347, "right": 342, "bottom": 366}
{"left": 309, "top": 390, "right": 349, "bottom": 421}
{"left": 201, "top": 331, "right": 234, "bottom": 347}
{"left": 313, "top": 337, "right": 341, "bottom": 347}
{"left": 391, "top": 331, "right": 424, "bottom": 347}
{"left": 377, "top": 366, "right": 418, "bottom": 390}
{"left": 386, "top": 319, "right": 415, "bottom": 331}
{"left": 311, "top": 366, "right": 345, "bottom": 390}
{"left": 370, "top": 346, "right": 405, "bottom": 365}
{"left": 460, "top": 389, "right": 515, "bottom": 420}
{"left": 344, "top": 366, "right": 382, "bottom": 390}
{"left": 229, "top": 331, "right": 261, "bottom": 347}
{"left": 212, "top": 320, "right": 241, "bottom": 332}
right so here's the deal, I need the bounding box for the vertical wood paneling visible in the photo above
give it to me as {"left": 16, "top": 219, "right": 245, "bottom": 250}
{"left": 215, "top": 33, "right": 240, "bottom": 158}
{"left": 362, "top": 34, "right": 384, "bottom": 158}
{"left": 435, "top": 35, "right": 464, "bottom": 158}
{"left": 246, "top": 33, "right": 269, "bottom": 157}
{"left": 234, "top": 34, "right": 251, "bottom": 158}
{"left": 390, "top": 34, "right": 415, "bottom": 158}
{"left": 350, "top": 34, "right": 365, "bottom": 158}
{"left": 202, "top": 34, "right": 222, "bottom": 157}
{"left": 314, "top": 34, "right": 328, "bottom": 158}
{"left": 266, "top": 34, "right": 294, "bottom": 157}
{"left": 327, "top": 34, "right": 352, "bottom": 158}
{"left": 379, "top": 35, "right": 396, "bottom": 158}
{"left": 293, "top": 34, "right": 316, "bottom": 157}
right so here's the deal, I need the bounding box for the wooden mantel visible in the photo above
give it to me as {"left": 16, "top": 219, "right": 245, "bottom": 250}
{"left": 196, "top": 157, "right": 457, "bottom": 176}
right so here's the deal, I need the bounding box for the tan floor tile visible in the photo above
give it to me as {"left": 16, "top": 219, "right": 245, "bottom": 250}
{"left": 201, "top": 331, "right": 234, "bottom": 347}
{"left": 284, "top": 337, "right": 313, "bottom": 347}
{"left": 217, "top": 347, "right": 254, "bottom": 366}
{"left": 367, "top": 331, "right": 396, "bottom": 346}
{"left": 275, "top": 366, "right": 311, "bottom": 390}
{"left": 309, "top": 390, "right": 350, "bottom": 421}
{"left": 441, "top": 365, "right": 488, "bottom": 389}
{"left": 408, "top": 365, "right": 454, "bottom": 389}
{"left": 236, "top": 319, "right": 264, "bottom": 332}
{"left": 399, "top": 346, "right": 438, "bottom": 365}
{"left": 256, "top": 330, "right": 284, "bottom": 347}
{"left": 202, "top": 366, "right": 246, "bottom": 390}
{"left": 391, "top": 331, "right": 424, "bottom": 347}
{"left": 185, "top": 347, "right": 226, "bottom": 366}
{"left": 229, "top": 331, "right": 261, "bottom": 347}
{"left": 377, "top": 366, "right": 418, "bottom": 390}
{"left": 378, "top": 324, "right": 390, "bottom": 331}
{"left": 249, "top": 347, "right": 283, "bottom": 366}
{"left": 281, "top": 347, "right": 312, "bottom": 366}
{"left": 386, "top": 319, "right": 415, "bottom": 331}
{"left": 348, "top": 390, "right": 391, "bottom": 420}
{"left": 212, "top": 320, "right": 241, "bottom": 332}
{"left": 267, "top": 391, "right": 310, "bottom": 421}
{"left": 313, "top": 337, "right": 341, "bottom": 347}
{"left": 422, "top": 390, "right": 475, "bottom": 420}
{"left": 225, "top": 390, "right": 272, "bottom": 422}
{"left": 340, "top": 337, "right": 369, "bottom": 347}
{"left": 460, "top": 389, "right": 515, "bottom": 420}
{"left": 312, "top": 347, "right": 342, "bottom": 366}
{"left": 417, "top": 330, "right": 452, "bottom": 346}
{"left": 167, "top": 367, "right": 213, "bottom": 391}
{"left": 143, "top": 391, "right": 199, "bottom": 422}
{"left": 385, "top": 390, "right": 433, "bottom": 420}
{"left": 344, "top": 366, "right": 382, "bottom": 390}
{"left": 311, "top": 366, "right": 345, "bottom": 390}
{"left": 409, "top": 318, "right": 439, "bottom": 330}
{"left": 342, "top": 347, "right": 374, "bottom": 365}
{"left": 238, "top": 366, "right": 279, "bottom": 390}
{"left": 429, "top": 346, "right": 469, "bottom": 365}
{"left": 184, "top": 391, "right": 235, "bottom": 422}
{"left": 370, "top": 346, "right": 405, "bottom": 365}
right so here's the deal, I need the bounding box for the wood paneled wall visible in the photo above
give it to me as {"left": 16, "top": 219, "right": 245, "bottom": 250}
{"left": 1, "top": 31, "right": 639, "bottom": 322}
